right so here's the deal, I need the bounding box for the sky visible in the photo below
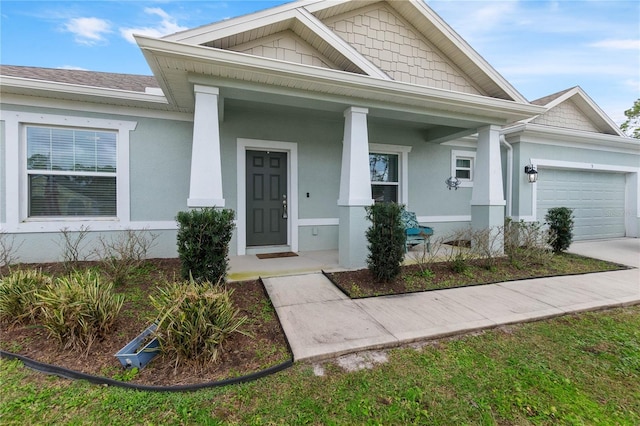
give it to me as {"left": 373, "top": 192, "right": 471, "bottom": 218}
{"left": 1, "top": 0, "right": 639, "bottom": 125}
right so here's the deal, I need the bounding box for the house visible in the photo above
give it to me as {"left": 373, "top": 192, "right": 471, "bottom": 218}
{"left": 1, "top": 0, "right": 638, "bottom": 267}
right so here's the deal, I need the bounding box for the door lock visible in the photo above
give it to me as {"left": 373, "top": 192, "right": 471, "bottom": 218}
{"left": 282, "top": 194, "right": 288, "bottom": 219}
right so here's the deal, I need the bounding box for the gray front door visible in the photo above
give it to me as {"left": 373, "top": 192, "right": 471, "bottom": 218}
{"left": 246, "top": 150, "right": 288, "bottom": 246}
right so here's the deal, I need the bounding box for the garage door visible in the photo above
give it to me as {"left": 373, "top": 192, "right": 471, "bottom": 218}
{"left": 536, "top": 169, "right": 625, "bottom": 240}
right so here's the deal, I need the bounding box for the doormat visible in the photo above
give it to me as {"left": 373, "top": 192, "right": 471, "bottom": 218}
{"left": 256, "top": 252, "right": 299, "bottom": 259}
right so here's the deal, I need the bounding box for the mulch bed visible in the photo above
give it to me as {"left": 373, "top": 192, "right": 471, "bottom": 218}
{"left": 0, "top": 259, "right": 290, "bottom": 387}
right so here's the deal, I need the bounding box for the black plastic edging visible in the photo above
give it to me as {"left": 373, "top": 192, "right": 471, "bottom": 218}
{"left": 1, "top": 349, "right": 293, "bottom": 392}
{"left": 1, "top": 278, "right": 296, "bottom": 392}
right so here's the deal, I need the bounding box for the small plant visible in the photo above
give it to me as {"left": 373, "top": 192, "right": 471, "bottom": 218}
{"left": 0, "top": 269, "right": 51, "bottom": 325}
{"left": 149, "top": 277, "right": 249, "bottom": 366}
{"left": 176, "top": 208, "right": 235, "bottom": 284}
{"left": 0, "top": 231, "right": 23, "bottom": 270}
{"left": 443, "top": 228, "right": 474, "bottom": 273}
{"left": 58, "top": 226, "right": 91, "bottom": 273}
{"left": 545, "top": 207, "right": 574, "bottom": 253}
{"left": 468, "top": 227, "right": 504, "bottom": 270}
{"left": 365, "top": 203, "right": 405, "bottom": 282}
{"left": 93, "top": 229, "right": 158, "bottom": 286}
{"left": 504, "top": 218, "right": 553, "bottom": 265}
{"left": 35, "top": 270, "right": 124, "bottom": 352}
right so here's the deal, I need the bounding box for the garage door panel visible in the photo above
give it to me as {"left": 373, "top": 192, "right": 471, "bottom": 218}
{"left": 536, "top": 170, "right": 625, "bottom": 240}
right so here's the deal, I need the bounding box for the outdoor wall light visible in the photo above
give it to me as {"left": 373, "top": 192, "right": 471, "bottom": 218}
{"left": 524, "top": 165, "right": 538, "bottom": 183}
{"left": 445, "top": 176, "right": 461, "bottom": 190}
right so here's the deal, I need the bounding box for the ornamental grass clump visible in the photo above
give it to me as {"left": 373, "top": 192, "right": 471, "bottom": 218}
{"left": 150, "top": 278, "right": 249, "bottom": 366}
{"left": 35, "top": 270, "right": 124, "bottom": 352}
{"left": 0, "top": 269, "right": 51, "bottom": 326}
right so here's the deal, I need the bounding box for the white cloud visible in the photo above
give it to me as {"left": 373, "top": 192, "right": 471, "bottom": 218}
{"left": 590, "top": 39, "right": 640, "bottom": 50}
{"left": 64, "top": 17, "right": 111, "bottom": 46}
{"left": 119, "top": 7, "right": 188, "bottom": 44}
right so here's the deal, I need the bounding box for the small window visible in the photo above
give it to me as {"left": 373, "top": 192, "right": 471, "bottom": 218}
{"left": 370, "top": 153, "right": 398, "bottom": 203}
{"left": 26, "top": 126, "right": 117, "bottom": 217}
{"left": 455, "top": 157, "right": 473, "bottom": 180}
{"left": 451, "top": 150, "right": 476, "bottom": 187}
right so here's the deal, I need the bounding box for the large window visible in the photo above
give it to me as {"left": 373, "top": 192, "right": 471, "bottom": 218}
{"left": 370, "top": 152, "right": 399, "bottom": 203}
{"left": 26, "top": 126, "right": 117, "bottom": 217}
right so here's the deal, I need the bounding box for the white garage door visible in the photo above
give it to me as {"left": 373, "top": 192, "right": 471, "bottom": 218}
{"left": 536, "top": 169, "right": 626, "bottom": 240}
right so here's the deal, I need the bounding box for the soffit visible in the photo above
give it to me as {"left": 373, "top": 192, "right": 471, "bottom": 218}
{"left": 137, "top": 35, "right": 543, "bottom": 125}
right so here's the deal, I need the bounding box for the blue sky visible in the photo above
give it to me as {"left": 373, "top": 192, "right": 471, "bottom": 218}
{"left": 1, "top": 1, "right": 638, "bottom": 125}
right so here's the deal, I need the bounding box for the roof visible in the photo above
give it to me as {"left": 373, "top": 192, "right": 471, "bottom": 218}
{"left": 526, "top": 86, "right": 624, "bottom": 136}
{"left": 0, "top": 65, "right": 158, "bottom": 93}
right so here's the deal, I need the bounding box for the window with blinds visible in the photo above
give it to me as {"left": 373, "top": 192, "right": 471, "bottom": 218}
{"left": 26, "top": 126, "right": 117, "bottom": 217}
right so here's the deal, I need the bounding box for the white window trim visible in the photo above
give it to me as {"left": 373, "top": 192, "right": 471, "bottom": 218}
{"left": 236, "top": 138, "right": 299, "bottom": 256}
{"left": 451, "top": 149, "right": 476, "bottom": 188}
{"left": 1, "top": 110, "right": 136, "bottom": 232}
{"left": 369, "top": 143, "right": 411, "bottom": 205}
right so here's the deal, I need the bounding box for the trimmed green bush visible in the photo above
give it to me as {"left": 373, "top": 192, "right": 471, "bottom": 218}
{"left": 149, "top": 278, "right": 249, "bottom": 365}
{"left": 366, "top": 203, "right": 405, "bottom": 282}
{"left": 545, "top": 207, "right": 575, "bottom": 253}
{"left": 35, "top": 270, "right": 124, "bottom": 351}
{"left": 0, "top": 269, "right": 51, "bottom": 325}
{"left": 176, "top": 208, "right": 235, "bottom": 283}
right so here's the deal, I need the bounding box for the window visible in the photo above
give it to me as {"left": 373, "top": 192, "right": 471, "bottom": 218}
{"left": 370, "top": 152, "right": 399, "bottom": 203}
{"left": 451, "top": 150, "right": 476, "bottom": 187}
{"left": 26, "top": 126, "right": 117, "bottom": 217}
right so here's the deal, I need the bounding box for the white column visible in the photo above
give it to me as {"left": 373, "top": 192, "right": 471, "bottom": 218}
{"left": 338, "top": 107, "right": 373, "bottom": 269}
{"left": 471, "top": 125, "right": 506, "bottom": 253}
{"left": 472, "top": 125, "right": 505, "bottom": 207}
{"left": 187, "top": 85, "right": 225, "bottom": 208}
{"left": 338, "top": 107, "right": 374, "bottom": 207}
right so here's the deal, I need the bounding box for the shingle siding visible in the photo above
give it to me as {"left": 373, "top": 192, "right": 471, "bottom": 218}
{"left": 532, "top": 99, "right": 601, "bottom": 133}
{"left": 322, "top": 3, "right": 482, "bottom": 94}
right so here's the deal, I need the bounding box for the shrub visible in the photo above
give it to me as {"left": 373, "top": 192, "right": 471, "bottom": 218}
{"left": 0, "top": 270, "right": 50, "bottom": 325}
{"left": 149, "top": 278, "right": 249, "bottom": 365}
{"left": 58, "top": 225, "right": 91, "bottom": 273}
{"left": 545, "top": 207, "right": 574, "bottom": 253}
{"left": 0, "top": 231, "right": 23, "bottom": 269}
{"left": 365, "top": 203, "right": 405, "bottom": 282}
{"left": 176, "top": 208, "right": 235, "bottom": 283}
{"left": 443, "top": 228, "right": 474, "bottom": 273}
{"left": 35, "top": 270, "right": 124, "bottom": 352}
{"left": 93, "top": 229, "right": 158, "bottom": 286}
{"left": 468, "top": 226, "right": 504, "bottom": 270}
{"left": 504, "top": 218, "right": 553, "bottom": 266}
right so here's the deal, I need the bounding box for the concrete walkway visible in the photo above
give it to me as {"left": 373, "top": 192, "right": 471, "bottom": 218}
{"left": 263, "top": 238, "right": 640, "bottom": 362}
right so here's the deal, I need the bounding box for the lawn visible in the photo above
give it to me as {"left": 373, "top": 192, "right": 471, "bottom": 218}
{"left": 1, "top": 306, "right": 639, "bottom": 425}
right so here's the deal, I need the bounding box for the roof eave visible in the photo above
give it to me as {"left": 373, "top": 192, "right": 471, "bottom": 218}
{"left": 0, "top": 75, "right": 170, "bottom": 108}
{"left": 502, "top": 122, "right": 639, "bottom": 150}
{"left": 137, "top": 36, "right": 543, "bottom": 124}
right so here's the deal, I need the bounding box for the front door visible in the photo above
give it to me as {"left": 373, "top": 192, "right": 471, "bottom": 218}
{"left": 246, "top": 150, "right": 288, "bottom": 246}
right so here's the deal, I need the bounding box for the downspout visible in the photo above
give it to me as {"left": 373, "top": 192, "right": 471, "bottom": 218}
{"left": 500, "top": 135, "right": 513, "bottom": 218}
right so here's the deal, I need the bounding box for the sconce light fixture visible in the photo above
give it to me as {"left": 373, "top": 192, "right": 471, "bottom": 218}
{"left": 524, "top": 165, "right": 538, "bottom": 183}
{"left": 445, "top": 176, "right": 461, "bottom": 190}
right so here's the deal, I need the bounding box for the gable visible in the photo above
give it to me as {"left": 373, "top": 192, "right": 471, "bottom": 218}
{"left": 322, "top": 3, "right": 483, "bottom": 95}
{"left": 229, "top": 30, "right": 339, "bottom": 70}
{"left": 533, "top": 99, "right": 604, "bottom": 133}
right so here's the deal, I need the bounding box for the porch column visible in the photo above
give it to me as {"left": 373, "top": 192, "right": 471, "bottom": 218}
{"left": 471, "top": 125, "right": 506, "bottom": 252}
{"left": 338, "top": 107, "right": 373, "bottom": 268}
{"left": 187, "top": 85, "right": 225, "bottom": 208}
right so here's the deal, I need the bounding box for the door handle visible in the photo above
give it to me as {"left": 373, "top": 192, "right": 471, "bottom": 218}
{"left": 282, "top": 194, "right": 288, "bottom": 219}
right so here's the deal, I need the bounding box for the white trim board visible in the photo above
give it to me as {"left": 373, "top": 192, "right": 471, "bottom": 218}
{"left": 236, "top": 138, "right": 299, "bottom": 256}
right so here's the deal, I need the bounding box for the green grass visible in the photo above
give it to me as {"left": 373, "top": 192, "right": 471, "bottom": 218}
{"left": 2, "top": 306, "right": 639, "bottom": 425}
